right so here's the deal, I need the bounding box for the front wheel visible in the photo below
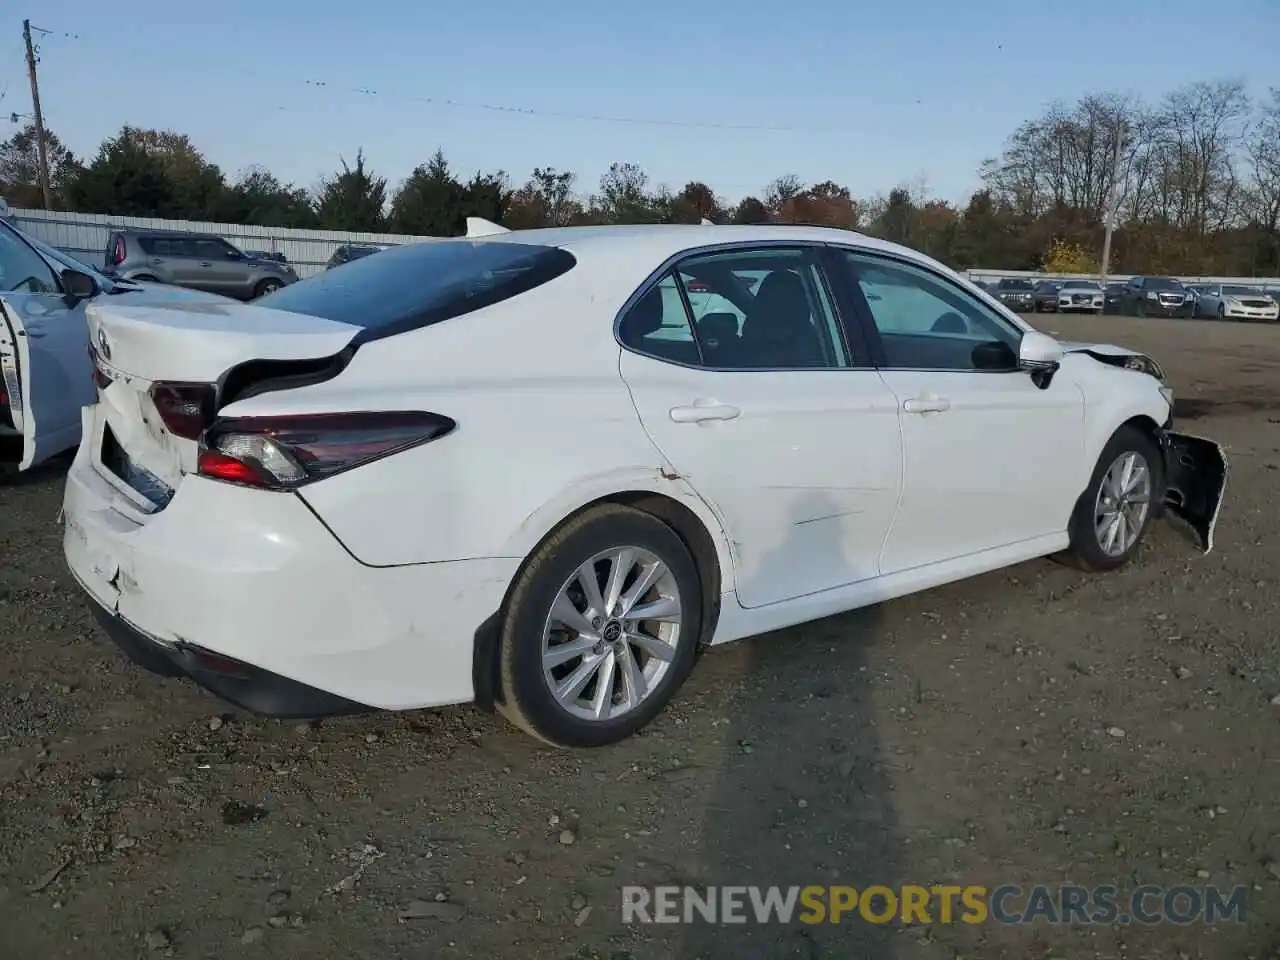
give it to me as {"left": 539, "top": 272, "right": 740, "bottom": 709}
{"left": 498, "top": 503, "right": 704, "bottom": 747}
{"left": 253, "top": 278, "right": 283, "bottom": 298}
{"left": 1061, "top": 426, "right": 1162, "bottom": 572}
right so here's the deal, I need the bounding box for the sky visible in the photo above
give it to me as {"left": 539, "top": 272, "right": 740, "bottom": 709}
{"left": 4, "top": 0, "right": 1278, "bottom": 206}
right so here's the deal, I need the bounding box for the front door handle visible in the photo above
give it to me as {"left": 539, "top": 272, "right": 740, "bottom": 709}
{"left": 199, "top": 261, "right": 213, "bottom": 267}
{"left": 670, "top": 401, "right": 741, "bottom": 423}
{"left": 903, "top": 394, "right": 951, "bottom": 414}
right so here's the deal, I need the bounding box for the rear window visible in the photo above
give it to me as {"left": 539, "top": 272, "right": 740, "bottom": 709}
{"left": 258, "top": 240, "right": 576, "bottom": 336}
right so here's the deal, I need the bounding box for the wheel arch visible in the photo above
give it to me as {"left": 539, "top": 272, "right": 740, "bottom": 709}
{"left": 472, "top": 486, "right": 730, "bottom": 712}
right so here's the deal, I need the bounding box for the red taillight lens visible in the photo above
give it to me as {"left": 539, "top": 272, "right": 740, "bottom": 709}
{"left": 686, "top": 280, "right": 710, "bottom": 293}
{"left": 197, "top": 411, "right": 455, "bottom": 490}
{"left": 111, "top": 237, "right": 125, "bottom": 266}
{"left": 149, "top": 382, "right": 216, "bottom": 440}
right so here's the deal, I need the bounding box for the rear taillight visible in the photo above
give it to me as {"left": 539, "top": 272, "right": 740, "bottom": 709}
{"left": 111, "top": 237, "right": 125, "bottom": 266}
{"left": 149, "top": 382, "right": 216, "bottom": 441}
{"left": 196, "top": 411, "right": 455, "bottom": 489}
{"left": 686, "top": 280, "right": 710, "bottom": 293}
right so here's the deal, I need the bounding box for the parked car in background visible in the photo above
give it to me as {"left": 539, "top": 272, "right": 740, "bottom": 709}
{"left": 1104, "top": 282, "right": 1126, "bottom": 313}
{"left": 1033, "top": 280, "right": 1061, "bottom": 312}
{"left": 1193, "top": 283, "right": 1280, "bottom": 322}
{"left": 245, "top": 250, "right": 290, "bottom": 265}
{"left": 1057, "top": 280, "right": 1104, "bottom": 313}
{"left": 1120, "top": 276, "right": 1195, "bottom": 317}
{"left": 104, "top": 229, "right": 298, "bottom": 300}
{"left": 1, "top": 218, "right": 234, "bottom": 475}
{"left": 60, "top": 223, "right": 1225, "bottom": 747}
{"left": 325, "top": 243, "right": 398, "bottom": 270}
{"left": 994, "top": 277, "right": 1036, "bottom": 312}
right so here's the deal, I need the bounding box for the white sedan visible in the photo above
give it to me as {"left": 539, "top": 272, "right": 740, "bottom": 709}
{"left": 1, "top": 218, "right": 235, "bottom": 474}
{"left": 59, "top": 225, "right": 1228, "bottom": 747}
{"left": 1056, "top": 280, "right": 1105, "bottom": 313}
{"left": 1193, "top": 283, "right": 1280, "bottom": 322}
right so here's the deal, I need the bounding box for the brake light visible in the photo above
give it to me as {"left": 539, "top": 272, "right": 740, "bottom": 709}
{"left": 686, "top": 280, "right": 710, "bottom": 293}
{"left": 111, "top": 236, "right": 125, "bottom": 266}
{"left": 149, "top": 382, "right": 216, "bottom": 440}
{"left": 196, "top": 411, "right": 455, "bottom": 489}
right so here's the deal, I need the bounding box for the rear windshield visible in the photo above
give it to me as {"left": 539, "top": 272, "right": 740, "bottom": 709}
{"left": 259, "top": 240, "right": 576, "bottom": 337}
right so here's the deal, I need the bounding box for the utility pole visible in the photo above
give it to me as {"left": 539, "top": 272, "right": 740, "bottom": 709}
{"left": 1098, "top": 122, "right": 1125, "bottom": 285}
{"left": 23, "top": 19, "right": 54, "bottom": 211}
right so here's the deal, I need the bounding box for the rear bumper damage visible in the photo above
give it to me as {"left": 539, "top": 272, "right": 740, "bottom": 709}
{"left": 1158, "top": 428, "right": 1228, "bottom": 553}
{"left": 61, "top": 421, "right": 517, "bottom": 715}
{"left": 83, "top": 597, "right": 370, "bottom": 717}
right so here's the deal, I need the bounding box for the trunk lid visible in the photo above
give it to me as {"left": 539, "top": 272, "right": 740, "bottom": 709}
{"left": 86, "top": 300, "right": 360, "bottom": 383}
{"left": 85, "top": 301, "right": 362, "bottom": 510}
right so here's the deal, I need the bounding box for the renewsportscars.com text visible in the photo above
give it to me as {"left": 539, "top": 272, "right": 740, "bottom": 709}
{"left": 620, "top": 884, "right": 1248, "bottom": 926}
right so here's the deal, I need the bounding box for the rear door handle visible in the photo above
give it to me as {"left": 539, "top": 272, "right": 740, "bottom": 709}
{"left": 199, "top": 261, "right": 213, "bottom": 267}
{"left": 903, "top": 395, "right": 951, "bottom": 414}
{"left": 669, "top": 401, "right": 741, "bottom": 423}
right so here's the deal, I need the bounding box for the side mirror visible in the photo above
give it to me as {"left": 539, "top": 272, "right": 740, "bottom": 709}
{"left": 61, "top": 268, "right": 99, "bottom": 302}
{"left": 1018, "top": 330, "right": 1063, "bottom": 371}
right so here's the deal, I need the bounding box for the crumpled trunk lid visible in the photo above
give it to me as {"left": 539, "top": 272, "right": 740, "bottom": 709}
{"left": 85, "top": 300, "right": 362, "bottom": 508}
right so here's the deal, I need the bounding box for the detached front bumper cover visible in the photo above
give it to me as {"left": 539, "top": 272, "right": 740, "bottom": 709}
{"left": 1160, "top": 430, "right": 1228, "bottom": 554}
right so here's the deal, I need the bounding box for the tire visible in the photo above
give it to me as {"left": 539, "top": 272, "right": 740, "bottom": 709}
{"left": 497, "top": 503, "right": 704, "bottom": 747}
{"left": 253, "top": 278, "right": 283, "bottom": 298}
{"left": 1217, "top": 303, "right": 1226, "bottom": 320}
{"left": 131, "top": 274, "right": 160, "bottom": 283}
{"left": 1060, "top": 425, "right": 1162, "bottom": 572}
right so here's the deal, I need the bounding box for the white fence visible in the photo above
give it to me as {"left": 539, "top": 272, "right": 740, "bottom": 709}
{"left": 7, "top": 207, "right": 442, "bottom": 278}
{"left": 7, "top": 205, "right": 1280, "bottom": 291}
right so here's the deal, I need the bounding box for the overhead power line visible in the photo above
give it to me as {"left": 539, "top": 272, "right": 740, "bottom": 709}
{"left": 35, "top": 26, "right": 851, "bottom": 136}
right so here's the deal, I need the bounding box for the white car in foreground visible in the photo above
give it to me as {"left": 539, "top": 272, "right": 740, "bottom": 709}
{"left": 0, "top": 218, "right": 234, "bottom": 474}
{"left": 1056, "top": 280, "right": 1105, "bottom": 313}
{"left": 1193, "top": 283, "right": 1280, "bottom": 322}
{"left": 60, "top": 225, "right": 1228, "bottom": 747}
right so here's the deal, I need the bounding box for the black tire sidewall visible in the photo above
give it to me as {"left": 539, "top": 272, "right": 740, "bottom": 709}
{"left": 500, "top": 507, "right": 704, "bottom": 747}
{"left": 1069, "top": 427, "right": 1163, "bottom": 571}
{"left": 255, "top": 280, "right": 282, "bottom": 298}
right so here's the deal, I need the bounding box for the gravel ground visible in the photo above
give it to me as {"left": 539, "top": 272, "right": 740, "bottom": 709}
{"left": 1, "top": 313, "right": 1278, "bottom": 960}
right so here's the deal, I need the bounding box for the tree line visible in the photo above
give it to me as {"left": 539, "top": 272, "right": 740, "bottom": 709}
{"left": 2, "top": 78, "right": 1277, "bottom": 276}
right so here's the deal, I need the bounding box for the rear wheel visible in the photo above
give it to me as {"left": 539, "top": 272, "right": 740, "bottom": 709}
{"left": 498, "top": 503, "right": 703, "bottom": 747}
{"left": 1061, "top": 426, "right": 1161, "bottom": 572}
{"left": 132, "top": 274, "right": 160, "bottom": 283}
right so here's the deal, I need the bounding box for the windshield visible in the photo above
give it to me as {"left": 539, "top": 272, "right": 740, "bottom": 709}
{"left": 1147, "top": 277, "right": 1184, "bottom": 291}
{"left": 998, "top": 279, "right": 1034, "bottom": 291}
{"left": 259, "top": 239, "right": 577, "bottom": 336}
{"left": 1223, "top": 285, "right": 1262, "bottom": 296}
{"left": 1062, "top": 282, "right": 1101, "bottom": 291}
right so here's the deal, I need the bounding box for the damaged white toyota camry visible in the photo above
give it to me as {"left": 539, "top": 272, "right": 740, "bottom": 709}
{"left": 60, "top": 224, "right": 1228, "bottom": 747}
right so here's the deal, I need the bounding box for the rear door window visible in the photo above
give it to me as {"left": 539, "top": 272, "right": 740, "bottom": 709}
{"left": 258, "top": 240, "right": 576, "bottom": 338}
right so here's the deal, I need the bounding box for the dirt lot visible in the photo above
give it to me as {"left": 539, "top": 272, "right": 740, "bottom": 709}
{"left": 2, "top": 313, "right": 1278, "bottom": 960}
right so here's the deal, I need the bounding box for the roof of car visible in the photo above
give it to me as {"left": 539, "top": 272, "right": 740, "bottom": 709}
{"left": 476, "top": 223, "right": 926, "bottom": 264}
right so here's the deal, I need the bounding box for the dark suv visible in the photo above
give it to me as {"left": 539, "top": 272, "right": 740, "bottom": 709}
{"left": 104, "top": 229, "right": 298, "bottom": 300}
{"left": 993, "top": 278, "right": 1036, "bottom": 312}
{"left": 325, "top": 243, "right": 397, "bottom": 270}
{"left": 1033, "top": 280, "right": 1061, "bottom": 312}
{"left": 1120, "top": 276, "right": 1194, "bottom": 318}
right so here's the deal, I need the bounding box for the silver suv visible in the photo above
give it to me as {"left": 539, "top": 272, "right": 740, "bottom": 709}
{"left": 104, "top": 229, "right": 298, "bottom": 300}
